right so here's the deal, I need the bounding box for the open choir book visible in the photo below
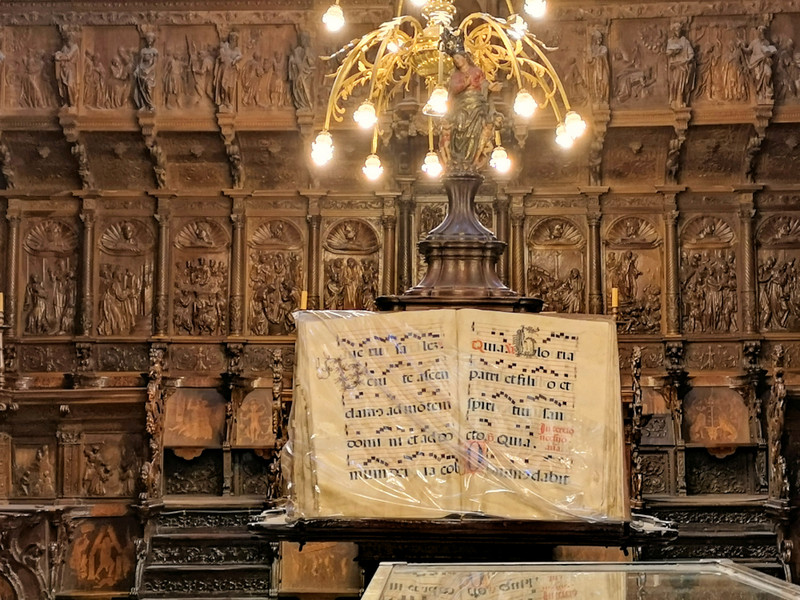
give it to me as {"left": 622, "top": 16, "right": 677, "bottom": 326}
{"left": 286, "top": 309, "right": 628, "bottom": 521}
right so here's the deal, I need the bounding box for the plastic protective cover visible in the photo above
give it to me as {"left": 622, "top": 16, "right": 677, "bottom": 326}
{"left": 284, "top": 309, "right": 628, "bottom": 522}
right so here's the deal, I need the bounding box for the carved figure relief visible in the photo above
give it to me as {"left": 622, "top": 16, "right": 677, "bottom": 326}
{"left": 587, "top": 27, "right": 610, "bottom": 106}
{"left": 97, "top": 220, "right": 154, "bottom": 336}
{"left": 22, "top": 220, "right": 78, "bottom": 336}
{"left": 133, "top": 30, "right": 158, "bottom": 111}
{"left": 322, "top": 219, "right": 380, "bottom": 310}
{"left": 54, "top": 26, "right": 80, "bottom": 107}
{"left": 82, "top": 444, "right": 112, "bottom": 496}
{"left": 162, "top": 48, "right": 188, "bottom": 109}
{"left": 746, "top": 25, "right": 777, "bottom": 103}
{"left": 83, "top": 51, "right": 107, "bottom": 108}
{"left": 107, "top": 47, "right": 136, "bottom": 108}
{"left": 419, "top": 203, "right": 446, "bottom": 237}
{"left": 173, "top": 220, "right": 230, "bottom": 336}
{"left": 666, "top": 21, "right": 695, "bottom": 108}
{"left": 288, "top": 31, "right": 314, "bottom": 111}
{"left": 605, "top": 216, "right": 662, "bottom": 333}
{"left": 526, "top": 218, "right": 586, "bottom": 313}
{"left": 189, "top": 41, "right": 216, "bottom": 104}
{"left": 250, "top": 251, "right": 302, "bottom": 335}
{"left": 681, "top": 216, "right": 738, "bottom": 333}
{"left": 234, "top": 390, "right": 276, "bottom": 447}
{"left": 214, "top": 31, "right": 242, "bottom": 111}
{"left": 757, "top": 215, "right": 800, "bottom": 331}
{"left": 66, "top": 521, "right": 133, "bottom": 590}
{"left": 12, "top": 444, "right": 55, "bottom": 497}
{"left": 611, "top": 23, "right": 661, "bottom": 104}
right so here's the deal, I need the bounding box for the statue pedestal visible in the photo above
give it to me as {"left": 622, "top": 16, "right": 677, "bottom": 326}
{"left": 377, "top": 173, "right": 541, "bottom": 312}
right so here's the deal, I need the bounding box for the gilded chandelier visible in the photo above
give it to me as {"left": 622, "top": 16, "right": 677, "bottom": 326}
{"left": 312, "top": 0, "right": 586, "bottom": 180}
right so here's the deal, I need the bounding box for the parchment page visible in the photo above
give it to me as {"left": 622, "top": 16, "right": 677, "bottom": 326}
{"left": 376, "top": 568, "right": 625, "bottom": 600}
{"left": 457, "top": 310, "right": 626, "bottom": 520}
{"left": 296, "top": 310, "right": 462, "bottom": 518}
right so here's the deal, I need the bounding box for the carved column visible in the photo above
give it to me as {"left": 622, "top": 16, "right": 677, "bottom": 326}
{"left": 377, "top": 191, "right": 399, "bottom": 296}
{"left": 658, "top": 187, "right": 684, "bottom": 335}
{"left": 0, "top": 432, "right": 10, "bottom": 500}
{"left": 304, "top": 191, "right": 325, "bottom": 310}
{"left": 153, "top": 198, "right": 171, "bottom": 337}
{"left": 580, "top": 188, "right": 606, "bottom": 314}
{"left": 78, "top": 199, "right": 96, "bottom": 336}
{"left": 509, "top": 191, "right": 526, "bottom": 293}
{"left": 228, "top": 198, "right": 246, "bottom": 336}
{"left": 396, "top": 177, "right": 415, "bottom": 292}
{"left": 737, "top": 189, "right": 759, "bottom": 334}
{"left": 5, "top": 209, "right": 20, "bottom": 337}
{"left": 495, "top": 192, "right": 510, "bottom": 286}
{"left": 57, "top": 427, "right": 83, "bottom": 497}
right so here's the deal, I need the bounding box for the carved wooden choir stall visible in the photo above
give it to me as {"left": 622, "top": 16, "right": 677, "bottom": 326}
{"left": 0, "top": 0, "right": 799, "bottom": 599}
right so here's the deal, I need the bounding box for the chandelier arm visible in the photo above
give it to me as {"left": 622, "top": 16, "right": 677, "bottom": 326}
{"left": 371, "top": 126, "right": 380, "bottom": 154}
{"left": 460, "top": 15, "right": 525, "bottom": 91}
{"left": 324, "top": 36, "right": 380, "bottom": 129}
{"left": 520, "top": 34, "right": 572, "bottom": 118}
{"left": 396, "top": 0, "right": 404, "bottom": 18}
{"left": 515, "top": 58, "right": 562, "bottom": 120}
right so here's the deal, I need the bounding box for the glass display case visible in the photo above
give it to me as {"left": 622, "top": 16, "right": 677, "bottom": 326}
{"left": 363, "top": 560, "right": 800, "bottom": 600}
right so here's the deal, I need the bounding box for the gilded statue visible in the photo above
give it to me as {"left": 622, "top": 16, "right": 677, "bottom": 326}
{"left": 438, "top": 30, "right": 500, "bottom": 173}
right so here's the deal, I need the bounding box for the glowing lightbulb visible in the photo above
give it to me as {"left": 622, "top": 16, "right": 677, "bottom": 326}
{"left": 524, "top": 0, "right": 547, "bottom": 18}
{"left": 311, "top": 131, "right": 334, "bottom": 166}
{"left": 513, "top": 90, "right": 537, "bottom": 118}
{"left": 353, "top": 101, "right": 377, "bottom": 129}
{"left": 421, "top": 151, "right": 443, "bottom": 177}
{"left": 564, "top": 111, "right": 587, "bottom": 139}
{"left": 422, "top": 86, "right": 449, "bottom": 117}
{"left": 362, "top": 154, "right": 384, "bottom": 179}
{"left": 555, "top": 124, "right": 573, "bottom": 149}
{"left": 507, "top": 14, "right": 528, "bottom": 40}
{"left": 490, "top": 146, "right": 512, "bottom": 172}
{"left": 410, "top": 0, "right": 427, "bottom": 6}
{"left": 322, "top": 3, "right": 345, "bottom": 32}
{"left": 386, "top": 38, "right": 403, "bottom": 53}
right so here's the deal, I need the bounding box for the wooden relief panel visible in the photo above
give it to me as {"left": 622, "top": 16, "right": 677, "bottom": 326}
{"left": 415, "top": 200, "right": 446, "bottom": 283}
{"left": 80, "top": 435, "right": 140, "bottom": 498}
{"left": 12, "top": 443, "right": 55, "bottom": 498}
{"left": 322, "top": 218, "right": 380, "bottom": 311}
{"left": 604, "top": 216, "right": 663, "bottom": 334}
{"left": 82, "top": 26, "right": 140, "bottom": 111}
{"left": 234, "top": 389, "right": 276, "bottom": 448}
{"left": 96, "top": 218, "right": 155, "bottom": 337}
{"left": 171, "top": 218, "right": 230, "bottom": 336}
{"left": 235, "top": 449, "right": 273, "bottom": 495}
{"left": 63, "top": 518, "right": 136, "bottom": 593}
{"left": 526, "top": 217, "right": 586, "bottom": 313}
{"left": 768, "top": 14, "right": 800, "bottom": 106}
{"left": 518, "top": 129, "right": 585, "bottom": 185}
{"left": 680, "top": 215, "right": 738, "bottom": 334}
{"left": 21, "top": 218, "right": 79, "bottom": 336}
{"left": 537, "top": 23, "right": 589, "bottom": 111}
{"left": 609, "top": 19, "right": 667, "bottom": 109}
{"left": 279, "top": 542, "right": 361, "bottom": 595}
{"left": 248, "top": 218, "right": 304, "bottom": 336}
{"left": 0, "top": 575, "right": 15, "bottom": 600}
{"left": 602, "top": 128, "right": 668, "bottom": 185}
{"left": 164, "top": 448, "right": 223, "bottom": 495}
{"left": 681, "top": 126, "right": 750, "bottom": 183}
{"left": 689, "top": 17, "right": 750, "bottom": 106}
{"left": 158, "top": 25, "right": 218, "bottom": 112}
{"left": 2, "top": 26, "right": 59, "bottom": 109}
{"left": 235, "top": 25, "right": 296, "bottom": 112}
{"left": 684, "top": 387, "right": 750, "bottom": 447}
{"left": 756, "top": 214, "right": 800, "bottom": 331}
{"left": 163, "top": 389, "right": 226, "bottom": 448}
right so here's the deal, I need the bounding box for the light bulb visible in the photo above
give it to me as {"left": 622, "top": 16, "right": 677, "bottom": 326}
{"left": 422, "top": 86, "right": 448, "bottom": 117}
{"left": 322, "top": 3, "right": 345, "bottom": 32}
{"left": 524, "top": 0, "right": 547, "bottom": 18}
{"left": 490, "top": 146, "right": 511, "bottom": 172}
{"left": 564, "top": 111, "right": 587, "bottom": 139}
{"left": 421, "top": 151, "right": 443, "bottom": 177}
{"left": 555, "top": 124, "right": 573, "bottom": 149}
{"left": 353, "top": 101, "right": 377, "bottom": 129}
{"left": 362, "top": 153, "right": 384, "bottom": 180}
{"left": 508, "top": 14, "right": 528, "bottom": 40}
{"left": 386, "top": 38, "right": 404, "bottom": 53}
{"left": 410, "top": 0, "right": 427, "bottom": 6}
{"left": 311, "top": 131, "right": 334, "bottom": 166}
{"left": 513, "top": 90, "right": 537, "bottom": 118}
